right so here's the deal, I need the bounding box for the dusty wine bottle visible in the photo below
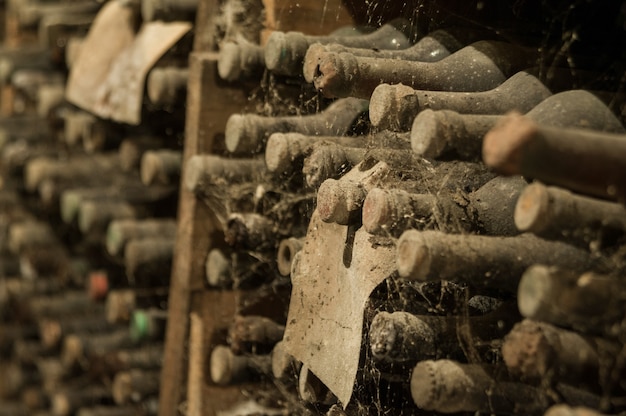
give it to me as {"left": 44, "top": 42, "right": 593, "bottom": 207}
{"left": 264, "top": 131, "right": 367, "bottom": 175}
{"left": 140, "top": 149, "right": 182, "bottom": 185}
{"left": 514, "top": 182, "right": 626, "bottom": 247}
{"left": 209, "top": 345, "right": 271, "bottom": 385}
{"left": 51, "top": 386, "right": 113, "bottom": 416}
{"left": 483, "top": 113, "right": 626, "bottom": 203}
{"left": 106, "top": 218, "right": 177, "bottom": 257}
{"left": 124, "top": 237, "right": 174, "bottom": 286}
{"left": 517, "top": 265, "right": 626, "bottom": 337}
{"left": 118, "top": 136, "right": 165, "bottom": 172}
{"left": 501, "top": 319, "right": 623, "bottom": 392}
{"left": 369, "top": 303, "right": 518, "bottom": 365}
{"left": 62, "top": 110, "right": 96, "bottom": 147}
{"left": 112, "top": 369, "right": 161, "bottom": 405}
{"left": 369, "top": 71, "right": 552, "bottom": 131}
{"left": 61, "top": 329, "right": 137, "bottom": 371}
{"left": 264, "top": 18, "right": 414, "bottom": 76}
{"left": 130, "top": 308, "right": 167, "bottom": 343}
{"left": 7, "top": 219, "right": 57, "bottom": 254}
{"left": 38, "top": 315, "right": 119, "bottom": 350}
{"left": 146, "top": 67, "right": 188, "bottom": 108}
{"left": 218, "top": 38, "right": 265, "bottom": 81}
{"left": 228, "top": 314, "right": 285, "bottom": 354}
{"left": 410, "top": 359, "right": 548, "bottom": 414}
{"left": 412, "top": 89, "right": 625, "bottom": 160}
{"left": 184, "top": 154, "right": 265, "bottom": 193}
{"left": 78, "top": 199, "right": 138, "bottom": 235}
{"left": 224, "top": 212, "right": 279, "bottom": 251}
{"left": 363, "top": 175, "right": 525, "bottom": 237}
{"left": 271, "top": 340, "right": 301, "bottom": 381}
{"left": 24, "top": 153, "right": 119, "bottom": 192}
{"left": 105, "top": 288, "right": 169, "bottom": 324}
{"left": 204, "top": 248, "right": 274, "bottom": 289}
{"left": 224, "top": 97, "right": 368, "bottom": 154}
{"left": 396, "top": 230, "right": 604, "bottom": 293}
{"left": 100, "top": 344, "right": 164, "bottom": 374}
{"left": 302, "top": 27, "right": 491, "bottom": 81}
{"left": 310, "top": 40, "right": 537, "bottom": 99}
{"left": 302, "top": 143, "right": 368, "bottom": 189}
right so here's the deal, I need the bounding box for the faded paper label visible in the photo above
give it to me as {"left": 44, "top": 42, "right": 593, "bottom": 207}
{"left": 283, "top": 206, "right": 397, "bottom": 406}
{"left": 66, "top": 2, "right": 191, "bottom": 125}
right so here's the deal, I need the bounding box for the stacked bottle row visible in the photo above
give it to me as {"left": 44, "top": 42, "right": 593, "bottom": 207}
{"left": 0, "top": 1, "right": 195, "bottom": 414}
{"left": 198, "top": 12, "right": 626, "bottom": 415}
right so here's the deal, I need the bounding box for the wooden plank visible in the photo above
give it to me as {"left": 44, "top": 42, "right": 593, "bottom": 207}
{"left": 261, "top": 0, "right": 355, "bottom": 44}
{"left": 158, "top": 51, "right": 250, "bottom": 416}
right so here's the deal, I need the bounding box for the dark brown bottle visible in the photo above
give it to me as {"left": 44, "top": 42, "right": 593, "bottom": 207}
{"left": 483, "top": 113, "right": 626, "bottom": 203}
{"left": 224, "top": 97, "right": 368, "bottom": 154}
{"left": 411, "top": 89, "right": 625, "bottom": 160}
{"left": 362, "top": 175, "right": 526, "bottom": 237}
{"left": 264, "top": 18, "right": 414, "bottom": 76}
{"left": 217, "top": 38, "right": 265, "bottom": 81}
{"left": 209, "top": 345, "right": 271, "bottom": 385}
{"left": 369, "top": 70, "right": 552, "bottom": 131}
{"left": 514, "top": 182, "right": 626, "bottom": 248}
{"left": 397, "top": 229, "right": 606, "bottom": 293}
{"left": 310, "top": 41, "right": 537, "bottom": 99}
{"left": 502, "top": 319, "right": 624, "bottom": 391}
{"left": 517, "top": 265, "right": 626, "bottom": 338}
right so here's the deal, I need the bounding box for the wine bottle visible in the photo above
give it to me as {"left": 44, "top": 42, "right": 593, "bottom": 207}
{"left": 118, "top": 136, "right": 165, "bottom": 172}
{"left": 139, "top": 149, "right": 182, "bottom": 185}
{"left": 204, "top": 248, "right": 274, "bottom": 289}
{"left": 184, "top": 154, "right": 265, "bottom": 194}
{"left": 217, "top": 38, "right": 265, "bottom": 81}
{"left": 410, "top": 359, "right": 548, "bottom": 414}
{"left": 51, "top": 386, "right": 113, "bottom": 416}
{"left": 124, "top": 237, "right": 174, "bottom": 287}
{"left": 228, "top": 314, "right": 285, "bottom": 354}
{"left": 224, "top": 97, "right": 368, "bottom": 154}
{"left": 517, "top": 265, "right": 626, "bottom": 338}
{"left": 515, "top": 182, "right": 626, "bottom": 248}
{"left": 396, "top": 230, "right": 606, "bottom": 293}
{"left": 146, "top": 67, "right": 188, "bottom": 108}
{"left": 412, "top": 89, "right": 624, "bottom": 160}
{"left": 111, "top": 369, "right": 161, "bottom": 405}
{"left": 105, "top": 288, "right": 169, "bottom": 324}
{"left": 224, "top": 212, "right": 280, "bottom": 251}
{"left": 61, "top": 330, "right": 138, "bottom": 371}
{"left": 369, "top": 302, "right": 518, "bottom": 365}
{"left": 24, "top": 153, "right": 119, "bottom": 193}
{"left": 502, "top": 319, "right": 623, "bottom": 393}
{"left": 369, "top": 70, "right": 552, "bottom": 131}
{"left": 209, "top": 345, "right": 271, "bottom": 385}
{"left": 38, "top": 314, "right": 120, "bottom": 350}
{"left": 106, "top": 218, "right": 177, "bottom": 257}
{"left": 264, "top": 18, "right": 414, "bottom": 76}
{"left": 303, "top": 27, "right": 492, "bottom": 81}
{"left": 310, "top": 40, "right": 537, "bottom": 99}
{"left": 483, "top": 113, "right": 626, "bottom": 203}
{"left": 62, "top": 110, "right": 96, "bottom": 147}
{"left": 129, "top": 308, "right": 167, "bottom": 343}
